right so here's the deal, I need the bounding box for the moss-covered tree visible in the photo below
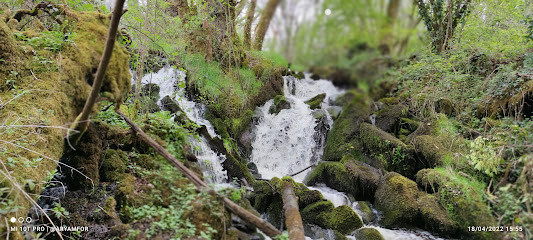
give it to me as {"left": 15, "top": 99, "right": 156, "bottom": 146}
{"left": 253, "top": 0, "right": 280, "bottom": 50}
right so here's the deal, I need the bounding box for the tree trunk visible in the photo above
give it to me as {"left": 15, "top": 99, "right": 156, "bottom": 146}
{"left": 253, "top": 0, "right": 280, "bottom": 50}
{"left": 244, "top": 0, "right": 256, "bottom": 49}
{"left": 380, "top": 0, "right": 400, "bottom": 54}
{"left": 281, "top": 181, "right": 306, "bottom": 240}
{"left": 115, "top": 110, "right": 282, "bottom": 238}
{"left": 70, "top": 0, "right": 126, "bottom": 136}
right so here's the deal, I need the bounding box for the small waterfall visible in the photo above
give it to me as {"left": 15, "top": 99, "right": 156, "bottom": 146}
{"left": 135, "top": 66, "right": 227, "bottom": 183}
{"left": 250, "top": 75, "right": 344, "bottom": 182}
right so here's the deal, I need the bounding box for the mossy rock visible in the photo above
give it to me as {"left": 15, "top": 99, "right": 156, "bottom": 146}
{"left": 301, "top": 201, "right": 363, "bottom": 234}
{"left": 353, "top": 201, "right": 375, "bottom": 224}
{"left": 417, "top": 194, "right": 455, "bottom": 235}
{"left": 375, "top": 172, "right": 419, "bottom": 227}
{"left": 377, "top": 97, "right": 399, "bottom": 106}
{"left": 333, "top": 89, "right": 360, "bottom": 107}
{"left": 374, "top": 104, "right": 407, "bottom": 133}
{"left": 375, "top": 171, "right": 468, "bottom": 238}
{"left": 352, "top": 227, "right": 385, "bottom": 240}
{"left": 269, "top": 94, "right": 291, "bottom": 114}
{"left": 116, "top": 174, "right": 136, "bottom": 208}
{"left": 399, "top": 117, "right": 420, "bottom": 133}
{"left": 359, "top": 123, "right": 419, "bottom": 176}
{"left": 292, "top": 71, "right": 305, "bottom": 79}
{"left": 411, "top": 135, "right": 448, "bottom": 167}
{"left": 305, "top": 155, "right": 381, "bottom": 201}
{"left": 323, "top": 92, "right": 373, "bottom": 162}
{"left": 436, "top": 98, "right": 454, "bottom": 116}
{"left": 100, "top": 149, "right": 128, "bottom": 182}
{"left": 415, "top": 168, "right": 497, "bottom": 239}
{"left": 305, "top": 93, "right": 326, "bottom": 110}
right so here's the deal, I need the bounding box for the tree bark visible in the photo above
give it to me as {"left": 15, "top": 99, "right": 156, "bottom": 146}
{"left": 70, "top": 0, "right": 126, "bottom": 136}
{"left": 252, "top": 0, "right": 280, "bottom": 50}
{"left": 244, "top": 0, "right": 256, "bottom": 49}
{"left": 115, "top": 110, "right": 282, "bottom": 238}
{"left": 235, "top": 0, "right": 248, "bottom": 17}
{"left": 281, "top": 181, "right": 305, "bottom": 240}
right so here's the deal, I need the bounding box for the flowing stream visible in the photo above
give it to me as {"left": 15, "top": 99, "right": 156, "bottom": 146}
{"left": 143, "top": 68, "right": 445, "bottom": 239}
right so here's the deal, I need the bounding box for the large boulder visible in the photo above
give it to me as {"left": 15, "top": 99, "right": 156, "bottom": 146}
{"left": 301, "top": 201, "right": 363, "bottom": 234}
{"left": 374, "top": 172, "right": 457, "bottom": 236}
{"left": 323, "top": 92, "right": 373, "bottom": 162}
{"left": 416, "top": 168, "right": 498, "bottom": 240}
{"left": 306, "top": 155, "right": 381, "bottom": 201}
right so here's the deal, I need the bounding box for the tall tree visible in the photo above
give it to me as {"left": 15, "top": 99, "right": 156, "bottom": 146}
{"left": 416, "top": 0, "right": 472, "bottom": 53}
{"left": 253, "top": 0, "right": 281, "bottom": 50}
{"left": 244, "top": 0, "right": 256, "bottom": 49}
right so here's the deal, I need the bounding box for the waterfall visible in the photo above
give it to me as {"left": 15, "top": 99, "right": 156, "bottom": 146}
{"left": 250, "top": 75, "right": 344, "bottom": 182}
{"left": 136, "top": 66, "right": 227, "bottom": 183}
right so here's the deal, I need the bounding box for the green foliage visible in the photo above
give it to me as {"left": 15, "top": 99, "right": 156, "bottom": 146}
{"left": 183, "top": 53, "right": 261, "bottom": 116}
{"left": 456, "top": 0, "right": 532, "bottom": 57}
{"left": 96, "top": 103, "right": 129, "bottom": 128}
{"left": 466, "top": 137, "right": 503, "bottom": 177}
{"left": 15, "top": 28, "right": 74, "bottom": 53}
{"left": 51, "top": 202, "right": 70, "bottom": 219}
{"left": 273, "top": 232, "right": 290, "bottom": 240}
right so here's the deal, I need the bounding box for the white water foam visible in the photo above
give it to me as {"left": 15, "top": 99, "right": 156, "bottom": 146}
{"left": 250, "top": 76, "right": 344, "bottom": 182}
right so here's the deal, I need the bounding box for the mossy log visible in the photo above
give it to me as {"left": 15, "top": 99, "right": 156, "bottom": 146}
{"left": 281, "top": 181, "right": 305, "bottom": 240}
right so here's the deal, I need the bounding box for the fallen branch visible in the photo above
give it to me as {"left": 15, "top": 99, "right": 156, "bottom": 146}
{"left": 116, "top": 110, "right": 282, "bottom": 238}
{"left": 281, "top": 181, "right": 305, "bottom": 240}
{"left": 289, "top": 163, "right": 317, "bottom": 177}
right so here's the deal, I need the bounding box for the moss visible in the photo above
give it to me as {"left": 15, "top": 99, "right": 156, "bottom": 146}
{"left": 353, "top": 201, "right": 375, "bottom": 224}
{"left": 305, "top": 93, "right": 326, "bottom": 110}
{"left": 323, "top": 92, "right": 373, "bottom": 161}
{"left": 374, "top": 104, "right": 407, "bottom": 133}
{"left": 353, "top": 227, "right": 385, "bottom": 240}
{"left": 377, "top": 97, "right": 399, "bottom": 106}
{"left": 375, "top": 172, "right": 419, "bottom": 227}
{"left": 399, "top": 117, "right": 420, "bottom": 132}
{"left": 415, "top": 168, "right": 496, "bottom": 239}
{"left": 305, "top": 155, "right": 381, "bottom": 201}
{"left": 301, "top": 201, "right": 362, "bottom": 234}
{"left": 411, "top": 135, "right": 448, "bottom": 167}
{"left": 131, "top": 154, "right": 155, "bottom": 170}
{"left": 417, "top": 194, "right": 455, "bottom": 235}
{"left": 100, "top": 149, "right": 128, "bottom": 182}
{"left": 116, "top": 174, "right": 136, "bottom": 207}
{"left": 436, "top": 98, "right": 454, "bottom": 116}
{"left": 330, "top": 205, "right": 363, "bottom": 234}
{"left": 269, "top": 94, "right": 291, "bottom": 114}
{"left": 359, "top": 123, "right": 419, "bottom": 176}
{"left": 0, "top": 10, "right": 131, "bottom": 235}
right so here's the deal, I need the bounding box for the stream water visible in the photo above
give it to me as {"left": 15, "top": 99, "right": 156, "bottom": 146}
{"left": 142, "top": 67, "right": 445, "bottom": 240}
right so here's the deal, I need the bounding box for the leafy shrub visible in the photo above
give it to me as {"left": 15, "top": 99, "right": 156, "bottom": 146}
{"left": 466, "top": 137, "right": 503, "bottom": 177}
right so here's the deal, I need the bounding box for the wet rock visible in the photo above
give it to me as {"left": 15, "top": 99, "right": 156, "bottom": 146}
{"left": 292, "top": 71, "right": 305, "bottom": 79}
{"left": 305, "top": 93, "right": 326, "bottom": 110}
{"left": 312, "top": 109, "right": 327, "bottom": 119}
{"left": 327, "top": 106, "right": 343, "bottom": 120}
{"left": 268, "top": 95, "right": 291, "bottom": 114}
{"left": 352, "top": 227, "right": 385, "bottom": 240}
{"left": 306, "top": 155, "right": 382, "bottom": 201}
{"left": 160, "top": 95, "right": 182, "bottom": 113}
{"left": 301, "top": 201, "right": 363, "bottom": 234}
{"left": 352, "top": 201, "right": 375, "bottom": 224}
{"left": 140, "top": 83, "right": 160, "bottom": 99}
{"left": 304, "top": 224, "right": 347, "bottom": 240}
{"left": 332, "top": 89, "right": 360, "bottom": 107}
